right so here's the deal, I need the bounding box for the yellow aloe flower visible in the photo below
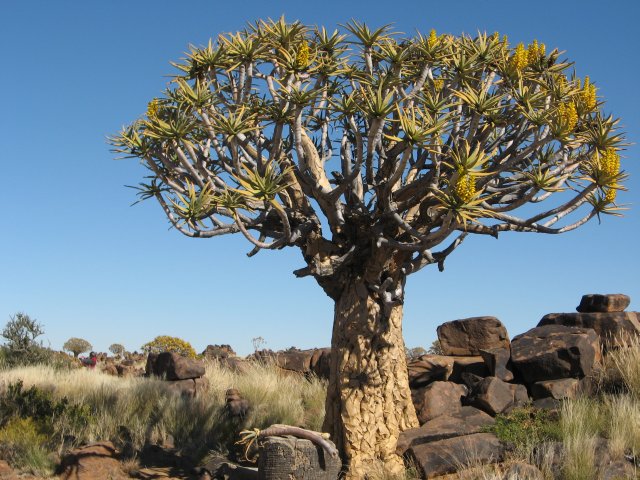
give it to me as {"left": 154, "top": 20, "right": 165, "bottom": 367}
{"left": 527, "top": 40, "right": 546, "bottom": 64}
{"left": 581, "top": 76, "right": 597, "bottom": 111}
{"left": 600, "top": 147, "right": 620, "bottom": 178}
{"left": 604, "top": 187, "right": 617, "bottom": 204}
{"left": 427, "top": 29, "right": 439, "bottom": 49}
{"left": 433, "top": 78, "right": 444, "bottom": 92}
{"left": 147, "top": 98, "right": 160, "bottom": 118}
{"left": 454, "top": 168, "right": 477, "bottom": 203}
{"left": 510, "top": 43, "right": 528, "bottom": 72}
{"left": 295, "top": 41, "right": 310, "bottom": 69}
{"left": 557, "top": 102, "right": 578, "bottom": 131}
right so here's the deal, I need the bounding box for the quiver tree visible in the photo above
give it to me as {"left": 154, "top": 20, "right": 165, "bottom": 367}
{"left": 63, "top": 337, "right": 92, "bottom": 358}
{"left": 111, "top": 18, "right": 627, "bottom": 477}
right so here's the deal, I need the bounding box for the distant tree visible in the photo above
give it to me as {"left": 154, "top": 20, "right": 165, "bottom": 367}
{"left": 63, "top": 337, "right": 93, "bottom": 358}
{"left": 427, "top": 339, "right": 444, "bottom": 355}
{"left": 2, "top": 313, "right": 44, "bottom": 353}
{"left": 142, "top": 335, "right": 196, "bottom": 358}
{"left": 251, "top": 336, "right": 266, "bottom": 352}
{"left": 405, "top": 346, "right": 427, "bottom": 361}
{"left": 109, "top": 343, "right": 126, "bottom": 358}
{"left": 111, "top": 18, "right": 628, "bottom": 477}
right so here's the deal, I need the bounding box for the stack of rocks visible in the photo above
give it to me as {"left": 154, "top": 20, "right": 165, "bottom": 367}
{"left": 145, "top": 352, "right": 208, "bottom": 398}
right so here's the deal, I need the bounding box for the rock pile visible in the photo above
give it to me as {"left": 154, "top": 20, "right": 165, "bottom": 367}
{"left": 145, "top": 351, "right": 208, "bottom": 398}
{"left": 400, "top": 293, "right": 639, "bottom": 478}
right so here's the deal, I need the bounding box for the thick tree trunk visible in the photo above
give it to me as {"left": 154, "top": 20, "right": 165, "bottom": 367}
{"left": 322, "top": 280, "right": 419, "bottom": 479}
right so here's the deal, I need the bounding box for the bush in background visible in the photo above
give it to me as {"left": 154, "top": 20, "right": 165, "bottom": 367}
{"left": 142, "top": 335, "right": 196, "bottom": 358}
{"left": 109, "top": 343, "right": 126, "bottom": 358}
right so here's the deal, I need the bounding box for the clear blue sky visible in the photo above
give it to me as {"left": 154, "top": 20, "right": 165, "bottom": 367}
{"left": 1, "top": 1, "right": 638, "bottom": 356}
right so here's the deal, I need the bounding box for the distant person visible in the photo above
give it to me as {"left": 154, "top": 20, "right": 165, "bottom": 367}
{"left": 81, "top": 351, "right": 97, "bottom": 369}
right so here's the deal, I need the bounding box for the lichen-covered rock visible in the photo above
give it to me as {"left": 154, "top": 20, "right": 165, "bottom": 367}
{"left": 411, "top": 381, "right": 467, "bottom": 424}
{"left": 407, "top": 433, "right": 504, "bottom": 479}
{"left": 538, "top": 312, "right": 640, "bottom": 350}
{"left": 437, "top": 316, "right": 510, "bottom": 356}
{"left": 257, "top": 436, "right": 341, "bottom": 480}
{"left": 510, "top": 325, "right": 599, "bottom": 384}
{"left": 576, "top": 294, "right": 631, "bottom": 313}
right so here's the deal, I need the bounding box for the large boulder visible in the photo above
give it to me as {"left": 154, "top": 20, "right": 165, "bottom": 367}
{"left": 145, "top": 352, "right": 205, "bottom": 380}
{"left": 449, "top": 356, "right": 488, "bottom": 382}
{"left": 252, "top": 347, "right": 331, "bottom": 380}
{"left": 411, "top": 381, "right": 467, "bottom": 424}
{"left": 437, "top": 316, "right": 510, "bottom": 356}
{"left": 538, "top": 312, "right": 640, "bottom": 350}
{"left": 406, "top": 433, "right": 504, "bottom": 479}
{"left": 397, "top": 406, "right": 494, "bottom": 456}
{"left": 257, "top": 436, "right": 340, "bottom": 480}
{"left": 510, "top": 325, "right": 600, "bottom": 384}
{"left": 577, "top": 294, "right": 631, "bottom": 313}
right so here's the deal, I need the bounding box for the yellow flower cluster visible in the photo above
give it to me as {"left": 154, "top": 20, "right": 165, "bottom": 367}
{"left": 604, "top": 187, "right": 617, "bottom": 203}
{"left": 295, "top": 41, "right": 310, "bottom": 70}
{"left": 454, "top": 171, "right": 477, "bottom": 203}
{"left": 432, "top": 78, "right": 444, "bottom": 92}
{"left": 510, "top": 43, "right": 528, "bottom": 71}
{"left": 527, "top": 40, "right": 546, "bottom": 64}
{"left": 581, "top": 76, "right": 597, "bottom": 111}
{"left": 557, "top": 102, "right": 578, "bottom": 131}
{"left": 147, "top": 98, "right": 159, "bottom": 118}
{"left": 427, "top": 29, "right": 439, "bottom": 49}
{"left": 600, "top": 147, "right": 621, "bottom": 178}
{"left": 510, "top": 40, "right": 546, "bottom": 72}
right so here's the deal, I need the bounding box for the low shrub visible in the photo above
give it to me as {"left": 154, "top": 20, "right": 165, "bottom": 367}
{"left": 0, "top": 417, "right": 55, "bottom": 475}
{"left": 485, "top": 406, "right": 561, "bottom": 454}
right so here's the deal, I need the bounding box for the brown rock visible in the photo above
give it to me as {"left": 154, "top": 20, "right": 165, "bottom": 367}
{"left": 146, "top": 351, "right": 205, "bottom": 380}
{"left": 602, "top": 460, "right": 636, "bottom": 480}
{"left": 450, "top": 356, "right": 488, "bottom": 383}
{"left": 531, "top": 378, "right": 590, "bottom": 400}
{"left": 58, "top": 441, "right": 127, "bottom": 480}
{"left": 412, "top": 381, "right": 467, "bottom": 424}
{"left": 407, "top": 433, "right": 504, "bottom": 479}
{"left": 538, "top": 312, "right": 640, "bottom": 351}
{"left": 437, "top": 316, "right": 510, "bottom": 356}
{"left": 397, "top": 406, "right": 495, "bottom": 456}
{"left": 510, "top": 325, "right": 600, "bottom": 384}
{"left": 165, "top": 377, "right": 209, "bottom": 398}
{"left": 577, "top": 294, "right": 631, "bottom": 313}
{"left": 466, "top": 376, "right": 515, "bottom": 416}
{"left": 407, "top": 355, "right": 454, "bottom": 388}
{"left": 257, "top": 436, "right": 341, "bottom": 480}
{"left": 202, "top": 344, "right": 236, "bottom": 359}
{"left": 480, "top": 348, "right": 514, "bottom": 382}
{"left": 309, "top": 348, "right": 331, "bottom": 380}
{"left": 503, "top": 462, "right": 544, "bottom": 479}
{"left": 508, "top": 383, "right": 530, "bottom": 408}
{"left": 225, "top": 388, "right": 250, "bottom": 418}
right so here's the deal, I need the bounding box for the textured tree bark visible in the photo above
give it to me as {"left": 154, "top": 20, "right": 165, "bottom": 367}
{"left": 322, "top": 280, "right": 419, "bottom": 479}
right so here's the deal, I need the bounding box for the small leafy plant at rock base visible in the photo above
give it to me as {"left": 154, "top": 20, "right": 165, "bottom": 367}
{"left": 142, "top": 335, "right": 197, "bottom": 358}
{"left": 484, "top": 406, "right": 561, "bottom": 454}
{"left": 0, "top": 417, "right": 55, "bottom": 475}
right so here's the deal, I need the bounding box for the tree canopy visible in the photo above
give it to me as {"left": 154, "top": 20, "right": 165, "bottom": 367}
{"left": 112, "top": 19, "right": 626, "bottom": 303}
